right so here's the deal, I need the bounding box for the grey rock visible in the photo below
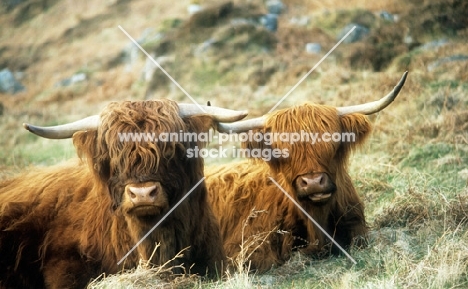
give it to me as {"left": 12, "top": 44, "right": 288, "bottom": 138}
{"left": 0, "top": 68, "right": 25, "bottom": 94}
{"left": 290, "top": 16, "right": 310, "bottom": 26}
{"left": 419, "top": 39, "right": 448, "bottom": 51}
{"left": 337, "top": 23, "right": 369, "bottom": 43}
{"left": 306, "top": 43, "right": 321, "bottom": 54}
{"left": 188, "top": 4, "right": 203, "bottom": 15}
{"left": 379, "top": 10, "right": 394, "bottom": 22}
{"left": 55, "top": 72, "right": 87, "bottom": 87}
{"left": 261, "top": 14, "right": 278, "bottom": 32}
{"left": 193, "top": 38, "right": 216, "bottom": 57}
{"left": 266, "top": 0, "right": 284, "bottom": 15}
{"left": 403, "top": 34, "right": 414, "bottom": 45}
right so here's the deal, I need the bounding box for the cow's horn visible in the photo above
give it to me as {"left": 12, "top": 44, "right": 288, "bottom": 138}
{"left": 217, "top": 72, "right": 408, "bottom": 133}
{"left": 336, "top": 71, "right": 408, "bottom": 115}
{"left": 23, "top": 115, "right": 100, "bottom": 139}
{"left": 217, "top": 116, "right": 266, "bottom": 133}
{"left": 178, "top": 103, "right": 248, "bottom": 122}
{"left": 23, "top": 104, "right": 248, "bottom": 139}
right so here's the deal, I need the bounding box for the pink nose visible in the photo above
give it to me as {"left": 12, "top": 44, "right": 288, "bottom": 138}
{"left": 295, "top": 173, "right": 335, "bottom": 195}
{"left": 126, "top": 184, "right": 159, "bottom": 204}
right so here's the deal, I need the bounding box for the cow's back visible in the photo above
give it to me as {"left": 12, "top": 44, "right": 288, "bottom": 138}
{"left": 0, "top": 160, "right": 94, "bottom": 288}
{"left": 205, "top": 161, "right": 301, "bottom": 272}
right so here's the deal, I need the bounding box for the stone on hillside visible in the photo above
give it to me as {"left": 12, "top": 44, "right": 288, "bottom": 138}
{"left": 265, "top": 0, "right": 284, "bottom": 15}
{"left": 290, "top": 16, "right": 310, "bottom": 26}
{"left": 193, "top": 38, "right": 216, "bottom": 57}
{"left": 419, "top": 39, "right": 448, "bottom": 51}
{"left": 188, "top": 4, "right": 203, "bottom": 15}
{"left": 379, "top": 10, "right": 395, "bottom": 22}
{"left": 55, "top": 73, "right": 87, "bottom": 87}
{"left": 0, "top": 68, "right": 25, "bottom": 94}
{"left": 261, "top": 14, "right": 278, "bottom": 32}
{"left": 337, "top": 23, "right": 369, "bottom": 43}
{"left": 305, "top": 43, "right": 321, "bottom": 54}
{"left": 187, "top": 1, "right": 234, "bottom": 28}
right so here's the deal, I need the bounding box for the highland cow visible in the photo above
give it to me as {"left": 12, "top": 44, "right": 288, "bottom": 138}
{"left": 0, "top": 99, "right": 247, "bottom": 288}
{"left": 206, "top": 72, "right": 408, "bottom": 272}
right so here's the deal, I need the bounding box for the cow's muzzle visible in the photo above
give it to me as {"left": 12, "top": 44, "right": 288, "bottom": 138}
{"left": 126, "top": 183, "right": 160, "bottom": 204}
{"left": 294, "top": 173, "right": 336, "bottom": 203}
{"left": 123, "top": 182, "right": 169, "bottom": 217}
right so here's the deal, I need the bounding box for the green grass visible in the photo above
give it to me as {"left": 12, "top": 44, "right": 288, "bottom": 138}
{"left": 399, "top": 143, "right": 467, "bottom": 188}
{"left": 312, "top": 9, "right": 375, "bottom": 33}
{"left": 427, "top": 79, "right": 468, "bottom": 91}
{"left": 0, "top": 139, "right": 75, "bottom": 167}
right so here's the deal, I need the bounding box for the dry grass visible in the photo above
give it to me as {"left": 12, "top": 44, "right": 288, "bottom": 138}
{"left": 284, "top": 0, "right": 411, "bottom": 13}
{"left": 90, "top": 209, "right": 277, "bottom": 288}
{"left": 88, "top": 245, "right": 201, "bottom": 289}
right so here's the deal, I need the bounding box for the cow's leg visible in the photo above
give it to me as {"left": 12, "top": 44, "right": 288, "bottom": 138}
{"left": 330, "top": 200, "right": 368, "bottom": 252}
{"left": 189, "top": 209, "right": 226, "bottom": 278}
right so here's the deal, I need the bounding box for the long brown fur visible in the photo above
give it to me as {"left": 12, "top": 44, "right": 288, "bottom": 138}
{"left": 0, "top": 99, "right": 225, "bottom": 288}
{"left": 206, "top": 103, "right": 371, "bottom": 272}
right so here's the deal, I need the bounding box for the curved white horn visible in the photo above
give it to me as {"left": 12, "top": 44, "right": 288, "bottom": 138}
{"left": 217, "top": 116, "right": 266, "bottom": 133}
{"left": 178, "top": 103, "right": 248, "bottom": 122}
{"left": 23, "top": 115, "right": 100, "bottom": 139}
{"left": 23, "top": 104, "right": 248, "bottom": 139}
{"left": 336, "top": 71, "right": 408, "bottom": 115}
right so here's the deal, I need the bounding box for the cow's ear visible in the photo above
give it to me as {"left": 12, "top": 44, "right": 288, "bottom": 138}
{"left": 184, "top": 115, "right": 215, "bottom": 133}
{"left": 73, "top": 131, "right": 97, "bottom": 160}
{"left": 73, "top": 131, "right": 110, "bottom": 181}
{"left": 339, "top": 113, "right": 372, "bottom": 153}
{"left": 242, "top": 129, "right": 270, "bottom": 151}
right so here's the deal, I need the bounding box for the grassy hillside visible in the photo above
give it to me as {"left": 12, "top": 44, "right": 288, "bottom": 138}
{"left": 1, "top": 0, "right": 467, "bottom": 288}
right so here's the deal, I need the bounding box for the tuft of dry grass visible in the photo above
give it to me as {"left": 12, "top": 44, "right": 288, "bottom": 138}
{"left": 88, "top": 245, "right": 201, "bottom": 289}
{"left": 207, "top": 209, "right": 275, "bottom": 289}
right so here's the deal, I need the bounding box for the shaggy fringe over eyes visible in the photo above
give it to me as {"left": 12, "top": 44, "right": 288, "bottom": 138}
{"left": 100, "top": 100, "right": 187, "bottom": 178}
{"left": 73, "top": 100, "right": 186, "bottom": 179}
{"left": 73, "top": 99, "right": 215, "bottom": 184}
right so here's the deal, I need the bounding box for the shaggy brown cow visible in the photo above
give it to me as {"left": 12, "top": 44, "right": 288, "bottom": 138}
{"left": 0, "top": 99, "right": 247, "bottom": 288}
{"left": 206, "top": 72, "right": 408, "bottom": 272}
